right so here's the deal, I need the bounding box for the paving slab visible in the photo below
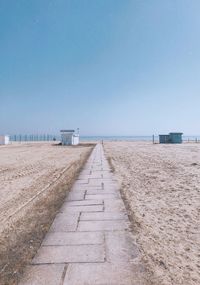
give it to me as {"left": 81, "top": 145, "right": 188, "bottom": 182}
{"left": 102, "top": 184, "right": 118, "bottom": 191}
{"left": 72, "top": 184, "right": 102, "bottom": 190}
{"left": 89, "top": 174, "right": 104, "bottom": 179}
{"left": 79, "top": 170, "right": 92, "bottom": 175}
{"left": 79, "top": 173, "right": 103, "bottom": 179}
{"left": 59, "top": 205, "right": 104, "bottom": 213}
{"left": 90, "top": 169, "right": 111, "bottom": 173}
{"left": 19, "top": 264, "right": 66, "bottom": 285}
{"left": 102, "top": 182, "right": 118, "bottom": 188}
{"left": 63, "top": 263, "right": 146, "bottom": 285}
{"left": 105, "top": 231, "right": 139, "bottom": 263}
{"left": 33, "top": 245, "right": 105, "bottom": 264}
{"left": 85, "top": 193, "right": 119, "bottom": 200}
{"left": 91, "top": 166, "right": 104, "bottom": 172}
{"left": 90, "top": 166, "right": 103, "bottom": 169}
{"left": 78, "top": 174, "right": 95, "bottom": 180}
{"left": 104, "top": 199, "right": 126, "bottom": 212}
{"left": 80, "top": 212, "right": 128, "bottom": 221}
{"left": 86, "top": 189, "right": 117, "bottom": 195}
{"left": 88, "top": 179, "right": 105, "bottom": 186}
{"left": 102, "top": 173, "right": 115, "bottom": 179}
{"left": 49, "top": 213, "right": 79, "bottom": 232}
{"left": 65, "top": 199, "right": 103, "bottom": 206}
{"left": 89, "top": 176, "right": 114, "bottom": 181}
{"left": 77, "top": 220, "right": 130, "bottom": 232}
{"left": 43, "top": 232, "right": 104, "bottom": 246}
{"left": 93, "top": 167, "right": 111, "bottom": 171}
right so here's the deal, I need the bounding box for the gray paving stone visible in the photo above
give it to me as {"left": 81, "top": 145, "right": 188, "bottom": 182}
{"left": 65, "top": 199, "right": 103, "bottom": 207}
{"left": 105, "top": 231, "right": 139, "bottom": 263}
{"left": 80, "top": 212, "right": 128, "bottom": 221}
{"left": 95, "top": 167, "right": 111, "bottom": 171}
{"left": 86, "top": 189, "right": 117, "bottom": 195}
{"left": 66, "top": 191, "right": 85, "bottom": 201}
{"left": 102, "top": 182, "right": 118, "bottom": 188}
{"left": 79, "top": 170, "right": 91, "bottom": 175}
{"left": 72, "top": 184, "right": 102, "bottom": 190}
{"left": 102, "top": 184, "right": 118, "bottom": 191}
{"left": 77, "top": 174, "right": 92, "bottom": 180}
{"left": 88, "top": 179, "right": 104, "bottom": 186}
{"left": 85, "top": 193, "right": 119, "bottom": 200}
{"left": 79, "top": 173, "right": 104, "bottom": 179}
{"left": 90, "top": 167, "right": 104, "bottom": 171}
{"left": 104, "top": 199, "right": 126, "bottom": 212}
{"left": 60, "top": 205, "right": 104, "bottom": 213}
{"left": 63, "top": 263, "right": 146, "bottom": 285}
{"left": 43, "top": 232, "right": 104, "bottom": 246}
{"left": 89, "top": 174, "right": 103, "bottom": 179}
{"left": 92, "top": 177, "right": 114, "bottom": 182}
{"left": 90, "top": 169, "right": 111, "bottom": 173}
{"left": 102, "top": 173, "right": 114, "bottom": 179}
{"left": 49, "top": 213, "right": 79, "bottom": 232}
{"left": 19, "top": 264, "right": 65, "bottom": 285}
{"left": 77, "top": 220, "right": 129, "bottom": 232}
{"left": 33, "top": 245, "right": 105, "bottom": 264}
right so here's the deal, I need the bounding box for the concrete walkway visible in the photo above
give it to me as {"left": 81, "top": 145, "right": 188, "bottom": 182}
{"left": 20, "top": 144, "right": 147, "bottom": 285}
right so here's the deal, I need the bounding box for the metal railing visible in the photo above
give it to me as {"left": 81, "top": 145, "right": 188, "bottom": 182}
{"left": 9, "top": 134, "right": 59, "bottom": 142}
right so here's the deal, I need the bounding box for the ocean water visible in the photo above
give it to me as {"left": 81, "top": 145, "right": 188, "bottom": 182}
{"left": 80, "top": 135, "right": 200, "bottom": 142}
{"left": 9, "top": 134, "right": 200, "bottom": 142}
{"left": 80, "top": 136, "right": 156, "bottom": 142}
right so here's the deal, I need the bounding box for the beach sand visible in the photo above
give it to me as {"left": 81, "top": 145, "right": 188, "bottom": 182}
{"left": 104, "top": 141, "right": 200, "bottom": 285}
{"left": 0, "top": 142, "right": 94, "bottom": 284}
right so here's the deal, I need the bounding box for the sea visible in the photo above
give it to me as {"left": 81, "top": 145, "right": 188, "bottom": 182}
{"left": 80, "top": 135, "right": 200, "bottom": 142}
{"left": 9, "top": 135, "right": 200, "bottom": 142}
{"left": 81, "top": 136, "right": 155, "bottom": 141}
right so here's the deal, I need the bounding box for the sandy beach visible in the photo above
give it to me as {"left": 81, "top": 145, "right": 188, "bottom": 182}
{"left": 0, "top": 142, "right": 94, "bottom": 284}
{"left": 104, "top": 141, "right": 200, "bottom": 285}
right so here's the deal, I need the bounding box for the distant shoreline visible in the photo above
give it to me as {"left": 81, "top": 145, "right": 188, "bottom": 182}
{"left": 8, "top": 135, "right": 200, "bottom": 143}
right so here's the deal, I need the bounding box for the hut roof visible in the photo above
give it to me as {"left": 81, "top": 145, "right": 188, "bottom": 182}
{"left": 60, "top": 130, "right": 75, "bottom": 133}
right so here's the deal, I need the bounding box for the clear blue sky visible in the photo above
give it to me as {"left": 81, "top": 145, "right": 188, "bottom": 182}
{"left": 1, "top": 0, "right": 200, "bottom": 136}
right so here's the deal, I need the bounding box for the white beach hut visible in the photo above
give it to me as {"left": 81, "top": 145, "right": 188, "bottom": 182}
{"left": 0, "top": 135, "right": 10, "bottom": 145}
{"left": 60, "top": 130, "right": 79, "bottom": 146}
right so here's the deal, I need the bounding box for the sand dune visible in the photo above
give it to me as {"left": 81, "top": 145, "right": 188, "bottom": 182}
{"left": 104, "top": 141, "right": 200, "bottom": 285}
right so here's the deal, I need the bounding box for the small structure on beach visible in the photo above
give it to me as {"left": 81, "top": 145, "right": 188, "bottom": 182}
{"left": 60, "top": 130, "right": 79, "bottom": 146}
{"left": 159, "top": 132, "right": 183, "bottom": 144}
{"left": 0, "top": 135, "right": 9, "bottom": 145}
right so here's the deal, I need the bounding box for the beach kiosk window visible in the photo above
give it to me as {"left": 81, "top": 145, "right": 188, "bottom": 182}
{"left": 169, "top": 133, "right": 183, "bottom": 144}
{"left": 60, "top": 130, "right": 79, "bottom": 146}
